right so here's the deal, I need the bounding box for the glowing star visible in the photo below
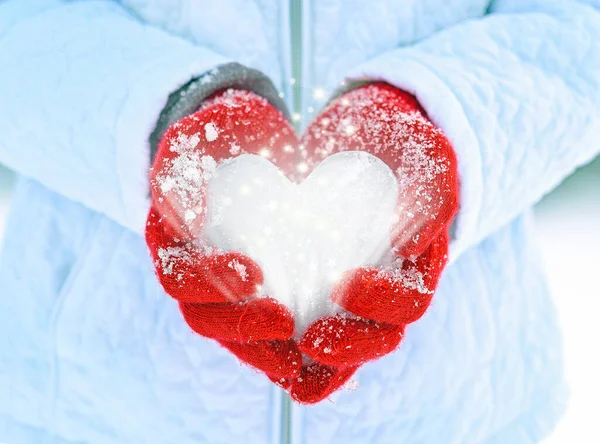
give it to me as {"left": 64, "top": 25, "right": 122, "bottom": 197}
{"left": 259, "top": 148, "right": 272, "bottom": 158}
{"left": 313, "top": 87, "right": 326, "bottom": 101}
{"left": 296, "top": 162, "right": 309, "bottom": 173}
{"left": 343, "top": 121, "right": 357, "bottom": 136}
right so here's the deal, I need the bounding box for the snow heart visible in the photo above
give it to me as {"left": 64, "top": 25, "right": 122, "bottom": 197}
{"left": 147, "top": 86, "right": 458, "bottom": 403}
{"left": 203, "top": 151, "right": 400, "bottom": 335}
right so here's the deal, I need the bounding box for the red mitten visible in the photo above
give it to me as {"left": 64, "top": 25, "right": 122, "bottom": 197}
{"left": 146, "top": 84, "right": 459, "bottom": 404}
{"left": 299, "top": 82, "right": 458, "bottom": 258}
{"left": 146, "top": 89, "right": 301, "bottom": 380}
{"left": 150, "top": 89, "right": 298, "bottom": 241}
{"left": 290, "top": 83, "right": 459, "bottom": 402}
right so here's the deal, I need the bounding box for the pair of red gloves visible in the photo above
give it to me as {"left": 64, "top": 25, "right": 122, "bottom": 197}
{"left": 145, "top": 83, "right": 459, "bottom": 404}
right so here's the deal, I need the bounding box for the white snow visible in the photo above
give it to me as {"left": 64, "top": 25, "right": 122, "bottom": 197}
{"left": 204, "top": 122, "right": 218, "bottom": 141}
{"left": 228, "top": 258, "right": 248, "bottom": 282}
{"left": 156, "top": 246, "right": 192, "bottom": 277}
{"left": 153, "top": 133, "right": 217, "bottom": 228}
{"left": 202, "top": 152, "right": 400, "bottom": 334}
{"left": 184, "top": 209, "right": 196, "bottom": 222}
{"left": 344, "top": 379, "right": 360, "bottom": 391}
{"left": 378, "top": 258, "right": 433, "bottom": 295}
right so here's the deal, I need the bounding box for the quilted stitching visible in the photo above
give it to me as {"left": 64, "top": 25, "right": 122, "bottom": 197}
{"left": 1, "top": 0, "right": 599, "bottom": 442}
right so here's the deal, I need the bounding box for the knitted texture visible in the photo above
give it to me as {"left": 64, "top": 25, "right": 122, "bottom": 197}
{"left": 145, "top": 85, "right": 459, "bottom": 404}
{"left": 146, "top": 89, "right": 303, "bottom": 383}
{"left": 288, "top": 84, "right": 458, "bottom": 401}
{"left": 301, "top": 82, "right": 459, "bottom": 258}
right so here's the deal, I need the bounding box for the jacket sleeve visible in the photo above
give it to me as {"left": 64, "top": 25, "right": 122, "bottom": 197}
{"left": 0, "top": 0, "right": 235, "bottom": 233}
{"left": 343, "top": 0, "right": 600, "bottom": 260}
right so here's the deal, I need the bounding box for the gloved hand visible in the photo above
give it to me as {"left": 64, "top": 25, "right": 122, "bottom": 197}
{"left": 145, "top": 84, "right": 459, "bottom": 404}
{"left": 289, "top": 83, "right": 459, "bottom": 402}
{"left": 146, "top": 89, "right": 302, "bottom": 381}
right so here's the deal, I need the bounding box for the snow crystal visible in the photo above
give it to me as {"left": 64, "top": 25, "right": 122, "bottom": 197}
{"left": 379, "top": 258, "right": 433, "bottom": 295}
{"left": 343, "top": 379, "right": 360, "bottom": 392}
{"left": 200, "top": 67, "right": 219, "bottom": 85}
{"left": 153, "top": 132, "right": 217, "bottom": 231}
{"left": 228, "top": 258, "right": 248, "bottom": 281}
{"left": 184, "top": 210, "right": 197, "bottom": 222}
{"left": 205, "top": 122, "right": 218, "bottom": 141}
{"left": 157, "top": 246, "right": 192, "bottom": 276}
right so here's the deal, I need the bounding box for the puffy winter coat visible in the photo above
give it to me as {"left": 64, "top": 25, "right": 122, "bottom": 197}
{"left": 1, "top": 0, "right": 599, "bottom": 443}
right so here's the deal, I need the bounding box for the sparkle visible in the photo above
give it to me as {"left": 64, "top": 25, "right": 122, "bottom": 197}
{"left": 313, "top": 87, "right": 326, "bottom": 101}
{"left": 344, "top": 124, "right": 356, "bottom": 136}
{"left": 292, "top": 113, "right": 301, "bottom": 122}
{"left": 297, "top": 162, "right": 309, "bottom": 173}
{"left": 259, "top": 148, "right": 271, "bottom": 158}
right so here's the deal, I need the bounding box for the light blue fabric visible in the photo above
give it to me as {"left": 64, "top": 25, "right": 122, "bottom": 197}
{"left": 1, "top": 1, "right": 599, "bottom": 443}
{"left": 347, "top": 0, "right": 600, "bottom": 259}
{"left": 0, "top": 0, "right": 231, "bottom": 233}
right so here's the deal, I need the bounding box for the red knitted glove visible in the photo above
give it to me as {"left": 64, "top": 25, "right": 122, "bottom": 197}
{"left": 146, "top": 89, "right": 302, "bottom": 381}
{"left": 288, "top": 83, "right": 459, "bottom": 403}
{"left": 145, "top": 84, "right": 459, "bottom": 404}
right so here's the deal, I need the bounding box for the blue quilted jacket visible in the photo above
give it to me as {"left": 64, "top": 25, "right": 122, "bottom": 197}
{"left": 1, "top": 1, "right": 600, "bottom": 443}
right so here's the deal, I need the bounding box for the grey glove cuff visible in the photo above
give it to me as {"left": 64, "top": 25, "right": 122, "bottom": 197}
{"left": 149, "top": 62, "right": 290, "bottom": 161}
{"left": 329, "top": 79, "right": 374, "bottom": 103}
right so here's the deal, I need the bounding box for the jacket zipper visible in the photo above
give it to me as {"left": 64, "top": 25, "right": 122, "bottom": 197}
{"left": 290, "top": 0, "right": 303, "bottom": 130}
{"left": 280, "top": 1, "right": 303, "bottom": 444}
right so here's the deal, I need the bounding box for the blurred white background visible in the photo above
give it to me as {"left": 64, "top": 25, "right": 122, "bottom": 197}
{"left": 534, "top": 156, "right": 600, "bottom": 443}
{"left": 0, "top": 157, "right": 598, "bottom": 442}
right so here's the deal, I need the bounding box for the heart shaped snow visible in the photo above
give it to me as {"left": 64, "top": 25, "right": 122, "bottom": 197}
{"left": 202, "top": 151, "right": 400, "bottom": 334}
